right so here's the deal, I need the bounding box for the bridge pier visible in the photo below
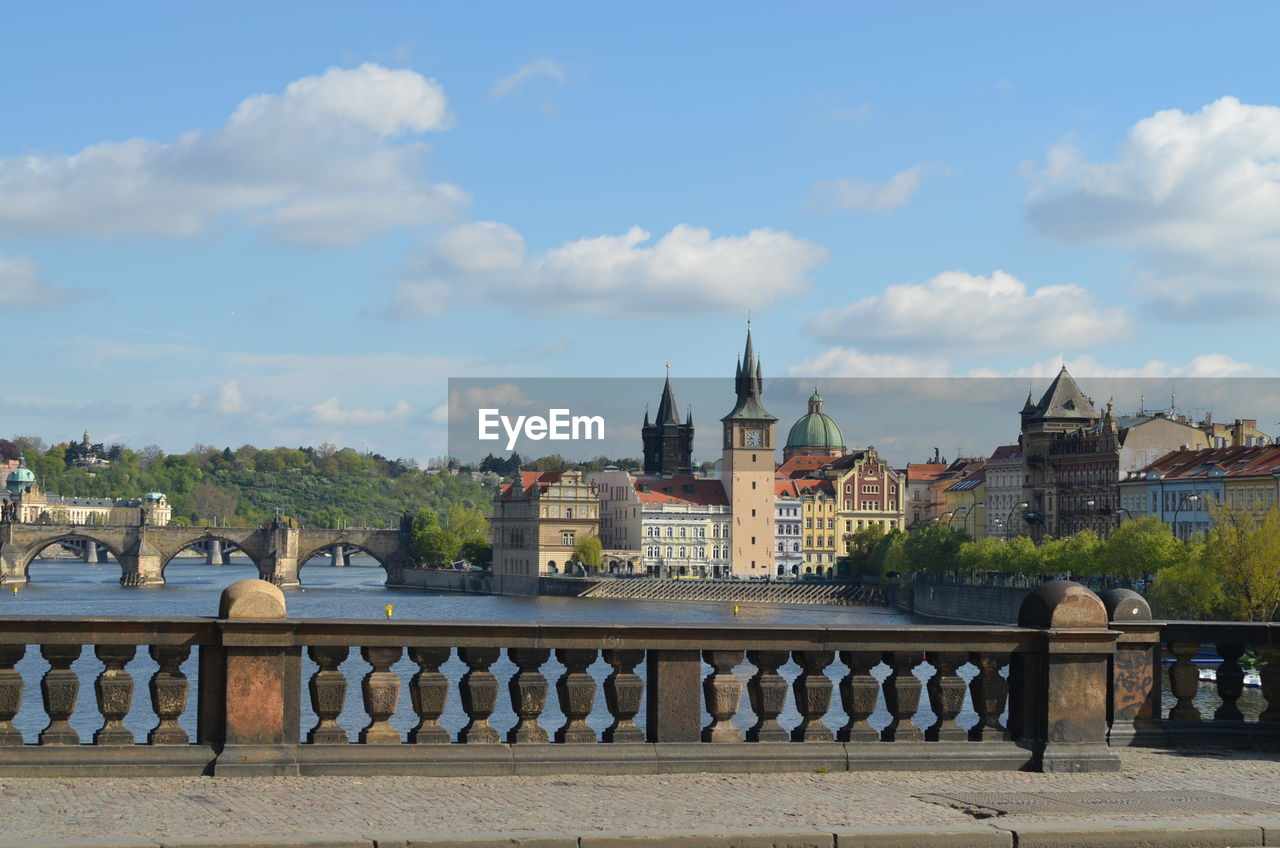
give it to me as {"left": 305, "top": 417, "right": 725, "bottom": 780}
{"left": 206, "top": 539, "right": 226, "bottom": 565}
{"left": 258, "top": 525, "right": 301, "bottom": 588}
{"left": 331, "top": 545, "right": 347, "bottom": 567}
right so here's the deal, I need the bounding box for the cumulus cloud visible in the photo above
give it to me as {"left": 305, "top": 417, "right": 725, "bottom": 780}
{"left": 186, "top": 379, "right": 246, "bottom": 414}
{"left": 0, "top": 64, "right": 463, "bottom": 246}
{"left": 791, "top": 349, "right": 1267, "bottom": 380}
{"left": 492, "top": 58, "right": 567, "bottom": 98}
{"left": 0, "top": 254, "right": 76, "bottom": 307}
{"left": 806, "top": 270, "right": 1132, "bottom": 353}
{"left": 1025, "top": 96, "right": 1280, "bottom": 318}
{"left": 311, "top": 397, "right": 411, "bottom": 425}
{"left": 808, "top": 163, "right": 941, "bottom": 213}
{"left": 788, "top": 347, "right": 951, "bottom": 378}
{"left": 388, "top": 221, "right": 828, "bottom": 317}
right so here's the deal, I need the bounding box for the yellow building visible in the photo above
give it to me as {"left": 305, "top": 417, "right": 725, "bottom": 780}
{"left": 490, "top": 469, "right": 600, "bottom": 595}
{"left": 943, "top": 471, "right": 987, "bottom": 538}
{"left": 797, "top": 479, "right": 837, "bottom": 574}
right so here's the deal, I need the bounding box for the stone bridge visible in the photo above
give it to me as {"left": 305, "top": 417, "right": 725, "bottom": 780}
{"left": 0, "top": 522, "right": 414, "bottom": 587}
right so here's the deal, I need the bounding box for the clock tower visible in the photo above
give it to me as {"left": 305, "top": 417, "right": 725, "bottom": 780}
{"left": 721, "top": 328, "right": 777, "bottom": 576}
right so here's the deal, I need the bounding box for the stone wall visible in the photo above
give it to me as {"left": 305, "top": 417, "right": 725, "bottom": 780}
{"left": 895, "top": 579, "right": 1033, "bottom": 625}
{"left": 393, "top": 568, "right": 492, "bottom": 594}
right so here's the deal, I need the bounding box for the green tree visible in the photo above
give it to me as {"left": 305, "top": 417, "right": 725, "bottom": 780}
{"left": 903, "top": 523, "right": 968, "bottom": 576}
{"left": 1149, "top": 542, "right": 1221, "bottom": 619}
{"left": 570, "top": 535, "right": 603, "bottom": 570}
{"left": 880, "top": 534, "right": 908, "bottom": 582}
{"left": 459, "top": 539, "right": 493, "bottom": 571}
{"left": 1201, "top": 504, "right": 1280, "bottom": 621}
{"left": 1099, "top": 516, "right": 1182, "bottom": 584}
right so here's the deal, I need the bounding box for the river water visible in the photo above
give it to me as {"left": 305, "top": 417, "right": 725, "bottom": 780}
{"left": 3, "top": 555, "right": 1262, "bottom": 743}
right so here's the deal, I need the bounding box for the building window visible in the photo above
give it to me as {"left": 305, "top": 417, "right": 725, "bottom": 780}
{"left": 562, "top": 531, "right": 575, "bottom": 546}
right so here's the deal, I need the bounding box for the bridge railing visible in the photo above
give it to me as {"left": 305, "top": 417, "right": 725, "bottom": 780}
{"left": 1, "top": 579, "right": 1129, "bottom": 777}
{"left": 1102, "top": 589, "right": 1279, "bottom": 750}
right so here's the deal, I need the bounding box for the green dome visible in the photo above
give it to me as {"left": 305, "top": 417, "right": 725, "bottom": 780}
{"left": 144, "top": 492, "right": 166, "bottom": 501}
{"left": 786, "top": 390, "right": 845, "bottom": 450}
{"left": 6, "top": 461, "right": 36, "bottom": 493}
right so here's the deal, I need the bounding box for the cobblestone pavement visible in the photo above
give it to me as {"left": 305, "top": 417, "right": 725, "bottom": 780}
{"left": 0, "top": 749, "right": 1278, "bottom": 841}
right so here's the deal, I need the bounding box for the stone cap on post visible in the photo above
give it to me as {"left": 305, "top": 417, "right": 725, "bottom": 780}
{"left": 1017, "top": 580, "right": 1107, "bottom": 629}
{"left": 219, "top": 578, "right": 287, "bottom": 619}
{"left": 1098, "top": 588, "right": 1152, "bottom": 622}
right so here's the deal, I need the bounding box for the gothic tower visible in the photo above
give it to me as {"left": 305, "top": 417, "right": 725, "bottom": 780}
{"left": 641, "top": 372, "right": 694, "bottom": 476}
{"left": 720, "top": 328, "right": 777, "bottom": 576}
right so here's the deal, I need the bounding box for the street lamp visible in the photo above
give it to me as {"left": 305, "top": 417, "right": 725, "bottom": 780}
{"left": 1079, "top": 499, "right": 1095, "bottom": 536}
{"left": 967, "top": 502, "right": 985, "bottom": 537}
{"left": 947, "top": 508, "right": 967, "bottom": 528}
{"left": 1005, "top": 501, "right": 1029, "bottom": 541}
{"left": 1171, "top": 494, "right": 1200, "bottom": 541}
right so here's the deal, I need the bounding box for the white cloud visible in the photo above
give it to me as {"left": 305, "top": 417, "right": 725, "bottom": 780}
{"left": 1025, "top": 96, "right": 1280, "bottom": 318}
{"left": 788, "top": 347, "right": 951, "bottom": 378}
{"left": 0, "top": 254, "right": 76, "bottom": 307}
{"left": 186, "top": 379, "right": 245, "bottom": 414}
{"left": 389, "top": 221, "right": 827, "bottom": 317}
{"left": 806, "top": 270, "right": 1132, "bottom": 353}
{"left": 0, "top": 64, "right": 463, "bottom": 246}
{"left": 791, "top": 349, "right": 1268, "bottom": 380}
{"left": 808, "top": 163, "right": 940, "bottom": 213}
{"left": 492, "top": 58, "right": 567, "bottom": 98}
{"left": 311, "top": 397, "right": 411, "bottom": 425}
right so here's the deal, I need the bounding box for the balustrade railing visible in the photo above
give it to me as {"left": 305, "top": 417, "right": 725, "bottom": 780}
{"left": 17, "top": 578, "right": 1271, "bottom": 777}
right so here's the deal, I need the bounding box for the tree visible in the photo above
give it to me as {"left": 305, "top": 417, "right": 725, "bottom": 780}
{"left": 880, "top": 534, "right": 908, "bottom": 581}
{"left": 1099, "top": 516, "right": 1182, "bottom": 584}
{"left": 1201, "top": 504, "right": 1280, "bottom": 622}
{"left": 190, "top": 482, "right": 238, "bottom": 523}
{"left": 0, "top": 439, "right": 18, "bottom": 461}
{"left": 444, "top": 504, "right": 488, "bottom": 544}
{"left": 570, "top": 535, "right": 602, "bottom": 570}
{"left": 459, "top": 539, "right": 493, "bottom": 571}
{"left": 903, "top": 523, "right": 968, "bottom": 576}
{"left": 1149, "top": 543, "right": 1221, "bottom": 619}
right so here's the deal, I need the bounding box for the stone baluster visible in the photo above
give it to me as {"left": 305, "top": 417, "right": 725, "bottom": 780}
{"left": 1259, "top": 644, "right": 1280, "bottom": 724}
{"left": 602, "top": 649, "right": 645, "bottom": 743}
{"left": 702, "top": 650, "right": 745, "bottom": 743}
{"left": 1213, "top": 642, "right": 1246, "bottom": 722}
{"left": 925, "top": 651, "right": 968, "bottom": 742}
{"left": 0, "top": 645, "right": 26, "bottom": 746}
{"left": 306, "top": 645, "right": 350, "bottom": 744}
{"left": 745, "top": 650, "right": 790, "bottom": 742}
{"left": 93, "top": 644, "right": 137, "bottom": 745}
{"left": 148, "top": 645, "right": 192, "bottom": 744}
{"left": 838, "top": 650, "right": 882, "bottom": 743}
{"left": 1167, "top": 641, "right": 1202, "bottom": 721}
{"left": 458, "top": 647, "right": 501, "bottom": 743}
{"left": 40, "top": 644, "right": 81, "bottom": 745}
{"left": 790, "top": 650, "right": 835, "bottom": 742}
{"left": 358, "top": 646, "right": 403, "bottom": 744}
{"left": 968, "top": 652, "right": 1010, "bottom": 741}
{"left": 555, "top": 649, "right": 599, "bottom": 743}
{"left": 883, "top": 650, "right": 923, "bottom": 742}
{"left": 507, "top": 648, "right": 551, "bottom": 743}
{"left": 408, "top": 646, "right": 452, "bottom": 744}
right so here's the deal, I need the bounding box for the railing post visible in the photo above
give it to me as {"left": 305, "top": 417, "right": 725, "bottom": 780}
{"left": 1100, "top": 588, "right": 1165, "bottom": 748}
{"left": 1017, "top": 580, "right": 1121, "bottom": 772}
{"left": 646, "top": 649, "right": 701, "bottom": 743}
{"left": 211, "top": 579, "right": 300, "bottom": 775}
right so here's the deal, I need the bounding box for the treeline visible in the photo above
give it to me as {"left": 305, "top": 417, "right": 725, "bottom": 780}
{"left": 2, "top": 436, "right": 495, "bottom": 530}
{"left": 852, "top": 509, "right": 1280, "bottom": 622}
{"left": 475, "top": 453, "right": 644, "bottom": 475}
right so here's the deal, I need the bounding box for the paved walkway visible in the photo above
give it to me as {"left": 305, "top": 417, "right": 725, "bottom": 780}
{"left": 1, "top": 748, "right": 1278, "bottom": 847}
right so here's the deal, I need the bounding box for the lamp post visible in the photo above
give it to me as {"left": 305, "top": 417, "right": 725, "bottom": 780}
{"left": 1079, "top": 499, "right": 1095, "bottom": 536}
{"left": 1171, "top": 494, "right": 1200, "bottom": 541}
{"left": 967, "top": 502, "right": 985, "bottom": 538}
{"left": 947, "top": 508, "right": 967, "bottom": 528}
{"left": 1005, "top": 501, "right": 1028, "bottom": 541}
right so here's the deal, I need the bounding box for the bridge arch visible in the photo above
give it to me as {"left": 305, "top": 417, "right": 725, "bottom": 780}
{"left": 295, "top": 541, "right": 391, "bottom": 573}
{"left": 20, "top": 532, "right": 128, "bottom": 579}
{"left": 156, "top": 531, "right": 264, "bottom": 575}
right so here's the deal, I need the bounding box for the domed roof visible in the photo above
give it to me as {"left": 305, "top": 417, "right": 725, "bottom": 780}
{"left": 6, "top": 458, "right": 36, "bottom": 492}
{"left": 785, "top": 390, "right": 845, "bottom": 450}
{"left": 144, "top": 491, "right": 166, "bottom": 501}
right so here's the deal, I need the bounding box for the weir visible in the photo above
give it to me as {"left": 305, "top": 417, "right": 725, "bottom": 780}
{"left": 0, "top": 579, "right": 1275, "bottom": 778}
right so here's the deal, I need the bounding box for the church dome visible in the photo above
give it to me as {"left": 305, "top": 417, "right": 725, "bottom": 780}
{"left": 785, "top": 390, "right": 845, "bottom": 451}
{"left": 6, "top": 459, "right": 36, "bottom": 494}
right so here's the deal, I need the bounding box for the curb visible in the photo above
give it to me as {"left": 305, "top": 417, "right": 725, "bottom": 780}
{"left": 1, "top": 818, "right": 1278, "bottom": 848}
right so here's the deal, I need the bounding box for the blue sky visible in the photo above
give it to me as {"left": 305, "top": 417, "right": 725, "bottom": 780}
{"left": 4, "top": 3, "right": 1280, "bottom": 462}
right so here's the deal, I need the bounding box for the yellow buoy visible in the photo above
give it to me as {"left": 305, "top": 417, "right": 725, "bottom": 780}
{"left": 11, "top": 586, "right": 17, "bottom": 595}
{"left": 385, "top": 603, "right": 394, "bottom": 619}
{"left": 732, "top": 605, "right": 740, "bottom": 616}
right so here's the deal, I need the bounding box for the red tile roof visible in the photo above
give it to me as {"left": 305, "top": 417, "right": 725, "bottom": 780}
{"left": 499, "top": 470, "right": 565, "bottom": 501}
{"left": 988, "top": 444, "right": 1021, "bottom": 461}
{"left": 1133, "top": 445, "right": 1280, "bottom": 480}
{"left": 905, "top": 463, "right": 949, "bottom": 482}
{"left": 633, "top": 476, "right": 728, "bottom": 506}
{"left": 775, "top": 455, "right": 833, "bottom": 479}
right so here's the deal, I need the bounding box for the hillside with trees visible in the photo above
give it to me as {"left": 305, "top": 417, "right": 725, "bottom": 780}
{"left": 2, "top": 436, "right": 495, "bottom": 531}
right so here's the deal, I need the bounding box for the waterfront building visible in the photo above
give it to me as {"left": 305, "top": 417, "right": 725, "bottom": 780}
{"left": 720, "top": 329, "right": 778, "bottom": 577}
{"left": 927, "top": 457, "right": 985, "bottom": 526}
{"left": 797, "top": 478, "right": 837, "bottom": 573}
{"left": 944, "top": 469, "right": 987, "bottom": 538}
{"left": 985, "top": 444, "right": 1023, "bottom": 539}
{"left": 773, "top": 481, "right": 804, "bottom": 576}
{"left": 1119, "top": 444, "right": 1280, "bottom": 540}
{"left": 641, "top": 373, "right": 694, "bottom": 476}
{"left": 826, "top": 449, "right": 904, "bottom": 546}
{"left": 490, "top": 469, "right": 601, "bottom": 594}
{"left": 904, "top": 457, "right": 949, "bottom": 527}
{"left": 1199, "top": 417, "right": 1272, "bottom": 448}
{"left": 782, "top": 388, "right": 847, "bottom": 462}
{"left": 590, "top": 467, "right": 730, "bottom": 578}
{"left": 1, "top": 459, "right": 170, "bottom": 525}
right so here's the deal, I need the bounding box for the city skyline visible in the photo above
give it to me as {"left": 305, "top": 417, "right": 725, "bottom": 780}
{"left": 4, "top": 4, "right": 1280, "bottom": 461}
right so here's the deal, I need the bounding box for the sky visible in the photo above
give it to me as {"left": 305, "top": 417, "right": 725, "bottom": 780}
{"left": 4, "top": 3, "right": 1280, "bottom": 463}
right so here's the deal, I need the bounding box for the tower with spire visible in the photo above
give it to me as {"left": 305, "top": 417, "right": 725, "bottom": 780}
{"left": 641, "top": 368, "right": 695, "bottom": 476}
{"left": 720, "top": 327, "right": 777, "bottom": 576}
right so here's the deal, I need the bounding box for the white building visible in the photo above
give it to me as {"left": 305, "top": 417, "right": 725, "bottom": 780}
{"left": 774, "top": 482, "right": 804, "bottom": 577}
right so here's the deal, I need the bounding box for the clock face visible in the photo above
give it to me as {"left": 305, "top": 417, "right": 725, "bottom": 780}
{"left": 744, "top": 429, "right": 763, "bottom": 447}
